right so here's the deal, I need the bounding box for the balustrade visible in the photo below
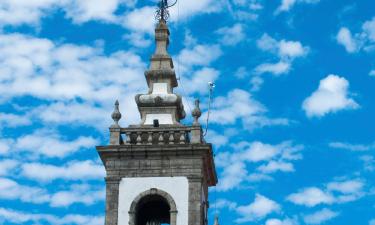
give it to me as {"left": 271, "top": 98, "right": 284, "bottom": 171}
{"left": 109, "top": 126, "right": 202, "bottom": 146}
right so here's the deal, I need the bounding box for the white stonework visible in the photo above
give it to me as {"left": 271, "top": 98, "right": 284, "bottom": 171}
{"left": 139, "top": 94, "right": 178, "bottom": 104}
{"left": 152, "top": 83, "right": 168, "bottom": 94}
{"left": 118, "top": 177, "right": 189, "bottom": 225}
{"left": 144, "top": 113, "right": 173, "bottom": 125}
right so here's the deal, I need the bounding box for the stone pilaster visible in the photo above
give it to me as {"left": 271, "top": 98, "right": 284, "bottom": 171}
{"left": 105, "top": 177, "right": 121, "bottom": 225}
{"left": 188, "top": 176, "right": 204, "bottom": 225}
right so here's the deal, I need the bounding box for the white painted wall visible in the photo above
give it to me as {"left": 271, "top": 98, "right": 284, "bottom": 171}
{"left": 118, "top": 177, "right": 189, "bottom": 225}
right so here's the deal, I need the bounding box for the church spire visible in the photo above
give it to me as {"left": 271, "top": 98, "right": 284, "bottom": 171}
{"left": 135, "top": 0, "right": 185, "bottom": 126}
{"left": 97, "top": 3, "right": 217, "bottom": 225}
{"left": 213, "top": 215, "right": 220, "bottom": 225}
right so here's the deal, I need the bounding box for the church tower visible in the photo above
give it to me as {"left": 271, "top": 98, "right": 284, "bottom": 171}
{"left": 96, "top": 2, "right": 218, "bottom": 225}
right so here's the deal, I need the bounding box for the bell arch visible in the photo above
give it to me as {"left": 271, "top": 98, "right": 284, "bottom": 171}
{"left": 128, "top": 188, "right": 177, "bottom": 225}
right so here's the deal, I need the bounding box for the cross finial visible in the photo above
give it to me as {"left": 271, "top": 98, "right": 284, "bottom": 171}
{"left": 156, "top": 0, "right": 177, "bottom": 21}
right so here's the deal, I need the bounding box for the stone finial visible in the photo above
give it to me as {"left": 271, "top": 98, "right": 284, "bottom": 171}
{"left": 192, "top": 99, "right": 202, "bottom": 125}
{"left": 111, "top": 100, "right": 122, "bottom": 127}
{"left": 213, "top": 215, "right": 220, "bottom": 225}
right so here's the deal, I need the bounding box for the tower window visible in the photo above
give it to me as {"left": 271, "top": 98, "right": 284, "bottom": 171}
{"left": 136, "top": 194, "right": 170, "bottom": 225}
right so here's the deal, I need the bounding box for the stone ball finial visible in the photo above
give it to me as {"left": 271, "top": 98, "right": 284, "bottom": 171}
{"left": 111, "top": 100, "right": 122, "bottom": 127}
{"left": 192, "top": 99, "right": 202, "bottom": 125}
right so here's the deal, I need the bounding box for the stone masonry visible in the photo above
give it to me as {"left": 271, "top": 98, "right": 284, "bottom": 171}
{"left": 96, "top": 13, "right": 217, "bottom": 225}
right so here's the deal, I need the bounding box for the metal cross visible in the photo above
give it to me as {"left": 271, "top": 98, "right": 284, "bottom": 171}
{"left": 156, "top": 0, "right": 177, "bottom": 21}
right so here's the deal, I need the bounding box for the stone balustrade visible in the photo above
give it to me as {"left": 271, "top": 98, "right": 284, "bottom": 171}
{"left": 109, "top": 125, "right": 203, "bottom": 146}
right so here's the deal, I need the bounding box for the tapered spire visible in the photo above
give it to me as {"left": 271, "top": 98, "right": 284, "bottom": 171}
{"left": 134, "top": 0, "right": 185, "bottom": 126}
{"left": 213, "top": 215, "right": 220, "bottom": 225}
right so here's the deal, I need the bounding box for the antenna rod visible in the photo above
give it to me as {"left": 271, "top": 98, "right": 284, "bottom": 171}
{"left": 203, "top": 82, "right": 215, "bottom": 137}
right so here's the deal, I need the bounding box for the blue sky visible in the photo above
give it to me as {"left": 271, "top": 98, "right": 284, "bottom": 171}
{"left": 0, "top": 0, "right": 374, "bottom": 225}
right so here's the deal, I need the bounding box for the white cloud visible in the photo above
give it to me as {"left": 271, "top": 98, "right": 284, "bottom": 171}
{"left": 64, "top": 0, "right": 121, "bottom": 23}
{"left": 255, "top": 61, "right": 291, "bottom": 76}
{"left": 0, "top": 0, "right": 224, "bottom": 29}
{"left": 303, "top": 208, "right": 339, "bottom": 225}
{"left": 180, "top": 67, "right": 220, "bottom": 95}
{"left": 337, "top": 17, "right": 375, "bottom": 53}
{"left": 168, "top": 0, "right": 223, "bottom": 21}
{"left": 265, "top": 218, "right": 298, "bottom": 225}
{"left": 0, "top": 0, "right": 60, "bottom": 26}
{"left": 216, "top": 23, "right": 246, "bottom": 46}
{"left": 120, "top": 0, "right": 223, "bottom": 39}
{"left": 287, "top": 187, "right": 335, "bottom": 207}
{"left": 236, "top": 194, "right": 280, "bottom": 223}
{"left": 241, "top": 142, "right": 280, "bottom": 162}
{"left": 287, "top": 179, "right": 365, "bottom": 207}
{"left": 277, "top": 0, "right": 297, "bottom": 12}
{"left": 248, "top": 173, "right": 273, "bottom": 182}
{"left": 207, "top": 89, "right": 289, "bottom": 129}
{"left": 205, "top": 130, "right": 229, "bottom": 148}
{"left": 257, "top": 161, "right": 294, "bottom": 173}
{"left": 326, "top": 179, "right": 365, "bottom": 203}
{"left": 216, "top": 141, "right": 303, "bottom": 191}
{"left": 0, "top": 33, "right": 146, "bottom": 100}
{"left": 213, "top": 199, "right": 238, "bottom": 211}
{"left": 0, "top": 113, "right": 31, "bottom": 128}
{"left": 0, "top": 208, "right": 103, "bottom": 225}
{"left": 0, "top": 33, "right": 146, "bottom": 128}
{"left": 370, "top": 219, "right": 375, "bottom": 225}
{"left": 21, "top": 160, "right": 105, "bottom": 182}
{"left": 360, "top": 155, "right": 375, "bottom": 171}
{"left": 0, "top": 0, "right": 134, "bottom": 27}
{"left": 174, "top": 43, "right": 222, "bottom": 96}
{"left": 50, "top": 184, "right": 105, "bottom": 207}
{"left": 228, "top": 0, "right": 263, "bottom": 21}
{"left": 255, "top": 34, "right": 308, "bottom": 76}
{"left": 0, "top": 177, "right": 104, "bottom": 207}
{"left": 279, "top": 40, "right": 308, "bottom": 58}
{"left": 177, "top": 44, "right": 222, "bottom": 69}
{"left": 0, "top": 139, "right": 12, "bottom": 155}
{"left": 235, "top": 66, "right": 248, "bottom": 79}
{"left": 15, "top": 130, "right": 98, "bottom": 158}
{"left": 370, "top": 70, "right": 375, "bottom": 77}
{"left": 216, "top": 161, "right": 247, "bottom": 192}
{"left": 31, "top": 101, "right": 113, "bottom": 129}
{"left": 362, "top": 17, "right": 375, "bottom": 42}
{"left": 336, "top": 27, "right": 359, "bottom": 53}
{"left": 257, "top": 34, "right": 279, "bottom": 53}
{"left": 257, "top": 34, "right": 309, "bottom": 59}
{"left": 276, "top": 0, "right": 320, "bottom": 13}
{"left": 302, "top": 75, "right": 359, "bottom": 117}
{"left": 123, "top": 32, "right": 152, "bottom": 48}
{"left": 329, "top": 142, "right": 375, "bottom": 152}
{"left": 122, "top": 6, "right": 156, "bottom": 34}
{"left": 0, "top": 178, "right": 50, "bottom": 204}
{"left": 327, "top": 180, "right": 364, "bottom": 194}
{"left": 251, "top": 76, "right": 264, "bottom": 92}
{"left": 0, "top": 160, "right": 19, "bottom": 176}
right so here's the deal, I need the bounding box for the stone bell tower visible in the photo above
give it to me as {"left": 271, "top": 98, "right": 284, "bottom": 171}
{"left": 96, "top": 2, "right": 218, "bottom": 225}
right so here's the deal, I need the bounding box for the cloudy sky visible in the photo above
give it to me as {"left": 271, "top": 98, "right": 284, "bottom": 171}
{"left": 0, "top": 0, "right": 374, "bottom": 225}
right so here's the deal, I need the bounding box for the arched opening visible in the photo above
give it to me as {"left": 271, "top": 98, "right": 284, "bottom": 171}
{"left": 136, "top": 195, "right": 170, "bottom": 225}
{"left": 129, "top": 189, "right": 177, "bottom": 225}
